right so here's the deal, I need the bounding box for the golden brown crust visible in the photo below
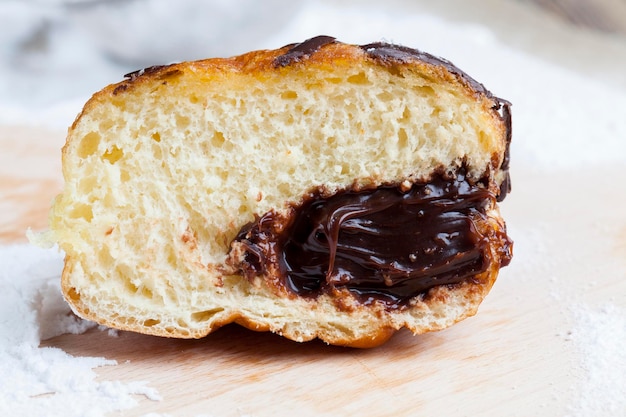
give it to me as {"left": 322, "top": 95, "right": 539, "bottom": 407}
{"left": 72, "top": 39, "right": 507, "bottom": 146}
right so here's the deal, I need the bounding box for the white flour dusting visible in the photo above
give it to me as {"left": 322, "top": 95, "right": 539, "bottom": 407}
{"left": 565, "top": 304, "right": 626, "bottom": 417}
{"left": 0, "top": 244, "right": 161, "bottom": 417}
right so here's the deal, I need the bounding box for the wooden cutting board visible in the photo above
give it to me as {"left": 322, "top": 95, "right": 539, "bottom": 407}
{"left": 2, "top": 124, "right": 625, "bottom": 416}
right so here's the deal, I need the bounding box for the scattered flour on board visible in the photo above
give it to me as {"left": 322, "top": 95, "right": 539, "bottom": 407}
{"left": 565, "top": 304, "right": 626, "bottom": 417}
{"left": 508, "top": 220, "right": 626, "bottom": 416}
{"left": 0, "top": 244, "right": 161, "bottom": 417}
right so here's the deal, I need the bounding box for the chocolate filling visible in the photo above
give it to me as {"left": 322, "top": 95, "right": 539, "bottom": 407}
{"left": 232, "top": 169, "right": 512, "bottom": 308}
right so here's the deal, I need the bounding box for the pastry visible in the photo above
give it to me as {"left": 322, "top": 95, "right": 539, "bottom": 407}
{"left": 49, "top": 35, "right": 513, "bottom": 347}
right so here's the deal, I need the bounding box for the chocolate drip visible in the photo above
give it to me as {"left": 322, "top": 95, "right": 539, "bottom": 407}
{"left": 233, "top": 169, "right": 512, "bottom": 307}
{"left": 497, "top": 103, "right": 513, "bottom": 201}
{"left": 501, "top": 103, "right": 512, "bottom": 172}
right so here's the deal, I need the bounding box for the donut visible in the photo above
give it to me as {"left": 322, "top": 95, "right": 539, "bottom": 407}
{"left": 49, "top": 36, "right": 513, "bottom": 347}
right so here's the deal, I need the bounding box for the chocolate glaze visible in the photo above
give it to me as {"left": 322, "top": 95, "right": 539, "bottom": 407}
{"left": 273, "top": 36, "right": 509, "bottom": 109}
{"left": 363, "top": 42, "right": 512, "bottom": 116}
{"left": 274, "top": 35, "right": 337, "bottom": 67}
{"left": 124, "top": 65, "right": 169, "bottom": 81}
{"left": 118, "top": 39, "right": 512, "bottom": 193}
{"left": 114, "top": 65, "right": 182, "bottom": 95}
{"left": 359, "top": 41, "right": 513, "bottom": 202}
{"left": 361, "top": 42, "right": 491, "bottom": 97}
{"left": 233, "top": 168, "right": 512, "bottom": 308}
{"left": 271, "top": 36, "right": 512, "bottom": 201}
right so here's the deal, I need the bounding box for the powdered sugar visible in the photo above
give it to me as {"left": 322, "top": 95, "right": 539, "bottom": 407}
{"left": 501, "top": 179, "right": 626, "bottom": 416}
{"left": 0, "top": 244, "right": 161, "bottom": 417}
{"left": 565, "top": 304, "right": 626, "bottom": 417}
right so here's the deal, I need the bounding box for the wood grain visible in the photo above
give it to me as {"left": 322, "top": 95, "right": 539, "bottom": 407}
{"left": 43, "top": 303, "right": 575, "bottom": 417}
{"left": 0, "top": 126, "right": 65, "bottom": 243}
